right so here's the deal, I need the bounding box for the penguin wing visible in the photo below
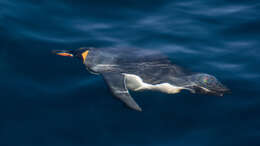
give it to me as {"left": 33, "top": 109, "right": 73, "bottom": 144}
{"left": 102, "top": 72, "right": 142, "bottom": 112}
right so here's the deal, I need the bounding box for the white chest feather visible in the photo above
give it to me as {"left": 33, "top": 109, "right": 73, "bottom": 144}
{"left": 123, "top": 73, "right": 184, "bottom": 94}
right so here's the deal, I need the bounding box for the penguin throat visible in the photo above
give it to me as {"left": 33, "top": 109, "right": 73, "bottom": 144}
{"left": 81, "top": 50, "right": 89, "bottom": 63}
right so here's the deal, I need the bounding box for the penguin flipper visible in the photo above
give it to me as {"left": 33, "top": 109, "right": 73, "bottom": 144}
{"left": 102, "top": 72, "right": 142, "bottom": 112}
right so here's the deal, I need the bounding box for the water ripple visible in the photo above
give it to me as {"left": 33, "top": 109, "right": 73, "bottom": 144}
{"left": 1, "top": 0, "right": 260, "bottom": 145}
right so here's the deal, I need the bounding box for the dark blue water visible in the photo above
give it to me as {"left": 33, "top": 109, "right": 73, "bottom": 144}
{"left": 1, "top": 0, "right": 260, "bottom": 145}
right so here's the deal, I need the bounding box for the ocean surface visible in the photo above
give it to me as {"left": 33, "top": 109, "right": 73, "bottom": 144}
{"left": 1, "top": 0, "right": 260, "bottom": 145}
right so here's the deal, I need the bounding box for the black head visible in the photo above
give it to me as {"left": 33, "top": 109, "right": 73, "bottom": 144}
{"left": 53, "top": 47, "right": 90, "bottom": 61}
{"left": 190, "top": 73, "right": 230, "bottom": 96}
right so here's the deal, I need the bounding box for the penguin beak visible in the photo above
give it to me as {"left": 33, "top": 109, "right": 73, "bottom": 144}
{"left": 53, "top": 50, "right": 74, "bottom": 57}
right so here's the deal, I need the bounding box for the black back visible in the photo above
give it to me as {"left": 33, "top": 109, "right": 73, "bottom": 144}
{"left": 84, "top": 48, "right": 191, "bottom": 85}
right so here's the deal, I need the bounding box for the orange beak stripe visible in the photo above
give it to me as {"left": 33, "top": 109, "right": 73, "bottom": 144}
{"left": 56, "top": 52, "right": 73, "bottom": 57}
{"left": 81, "top": 50, "right": 89, "bottom": 63}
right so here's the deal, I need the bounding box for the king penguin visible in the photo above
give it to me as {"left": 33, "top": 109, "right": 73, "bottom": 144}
{"left": 54, "top": 47, "right": 230, "bottom": 111}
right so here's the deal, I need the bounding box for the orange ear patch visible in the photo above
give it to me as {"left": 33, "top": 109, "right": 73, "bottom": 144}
{"left": 56, "top": 52, "right": 73, "bottom": 57}
{"left": 81, "top": 50, "right": 89, "bottom": 62}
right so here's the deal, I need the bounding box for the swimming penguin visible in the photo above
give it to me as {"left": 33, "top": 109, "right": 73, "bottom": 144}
{"left": 54, "top": 47, "right": 230, "bottom": 111}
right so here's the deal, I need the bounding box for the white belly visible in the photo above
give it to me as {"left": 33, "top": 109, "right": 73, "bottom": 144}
{"left": 123, "top": 73, "right": 184, "bottom": 94}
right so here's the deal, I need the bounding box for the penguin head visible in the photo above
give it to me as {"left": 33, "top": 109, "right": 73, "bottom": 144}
{"left": 53, "top": 47, "right": 90, "bottom": 62}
